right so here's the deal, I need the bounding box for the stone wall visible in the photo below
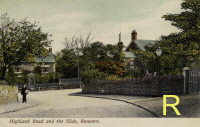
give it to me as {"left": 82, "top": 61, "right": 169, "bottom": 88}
{"left": 60, "top": 84, "right": 81, "bottom": 89}
{"left": 0, "top": 85, "right": 18, "bottom": 105}
{"left": 82, "top": 75, "right": 184, "bottom": 96}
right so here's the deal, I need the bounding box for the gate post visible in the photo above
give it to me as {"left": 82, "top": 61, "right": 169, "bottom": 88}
{"left": 182, "top": 67, "right": 190, "bottom": 94}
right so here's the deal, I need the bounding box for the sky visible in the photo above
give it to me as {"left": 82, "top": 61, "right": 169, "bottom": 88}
{"left": 0, "top": 0, "right": 182, "bottom": 53}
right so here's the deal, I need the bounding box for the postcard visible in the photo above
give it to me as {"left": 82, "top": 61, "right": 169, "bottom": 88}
{"left": 0, "top": 0, "right": 200, "bottom": 127}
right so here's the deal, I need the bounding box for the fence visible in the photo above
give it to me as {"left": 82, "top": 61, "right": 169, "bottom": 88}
{"left": 188, "top": 70, "right": 200, "bottom": 94}
{"left": 18, "top": 83, "right": 60, "bottom": 91}
{"left": 18, "top": 78, "right": 83, "bottom": 91}
{"left": 59, "top": 78, "right": 83, "bottom": 89}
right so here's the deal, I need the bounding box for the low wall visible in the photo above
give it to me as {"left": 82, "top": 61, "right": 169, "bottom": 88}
{"left": 0, "top": 85, "right": 18, "bottom": 105}
{"left": 61, "top": 84, "right": 81, "bottom": 89}
{"left": 82, "top": 75, "right": 184, "bottom": 96}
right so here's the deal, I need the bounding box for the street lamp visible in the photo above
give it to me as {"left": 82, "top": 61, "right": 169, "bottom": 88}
{"left": 156, "top": 47, "right": 162, "bottom": 96}
{"left": 156, "top": 47, "right": 162, "bottom": 57}
{"left": 77, "top": 51, "right": 83, "bottom": 79}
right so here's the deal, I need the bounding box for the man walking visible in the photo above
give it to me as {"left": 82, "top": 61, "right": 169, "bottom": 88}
{"left": 21, "top": 85, "right": 28, "bottom": 103}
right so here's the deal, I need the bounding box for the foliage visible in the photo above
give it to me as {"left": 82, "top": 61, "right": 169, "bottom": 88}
{"left": 95, "top": 42, "right": 125, "bottom": 76}
{"left": 57, "top": 36, "right": 125, "bottom": 79}
{"left": 47, "top": 72, "right": 58, "bottom": 83}
{"left": 134, "top": 0, "right": 200, "bottom": 75}
{"left": 96, "top": 60, "right": 125, "bottom": 76}
{"left": 105, "top": 75, "right": 120, "bottom": 80}
{"left": 4, "top": 69, "right": 31, "bottom": 85}
{"left": 80, "top": 67, "right": 108, "bottom": 84}
{"left": 0, "top": 14, "right": 52, "bottom": 80}
{"left": 0, "top": 80, "right": 8, "bottom": 85}
{"left": 124, "top": 68, "right": 145, "bottom": 78}
{"left": 5, "top": 73, "right": 18, "bottom": 86}
{"left": 56, "top": 49, "right": 78, "bottom": 78}
{"left": 35, "top": 72, "right": 58, "bottom": 83}
{"left": 33, "top": 66, "right": 42, "bottom": 75}
{"left": 19, "top": 70, "right": 31, "bottom": 85}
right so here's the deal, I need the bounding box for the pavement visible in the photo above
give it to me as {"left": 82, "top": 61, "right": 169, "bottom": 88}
{"left": 0, "top": 94, "right": 40, "bottom": 115}
{"left": 72, "top": 92, "right": 200, "bottom": 117}
{"left": 134, "top": 94, "right": 200, "bottom": 118}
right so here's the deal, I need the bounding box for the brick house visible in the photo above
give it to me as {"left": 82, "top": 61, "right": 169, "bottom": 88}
{"left": 123, "top": 30, "right": 156, "bottom": 70}
{"left": 15, "top": 47, "right": 56, "bottom": 75}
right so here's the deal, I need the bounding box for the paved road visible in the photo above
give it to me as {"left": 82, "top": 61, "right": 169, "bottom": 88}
{"left": 0, "top": 89, "right": 154, "bottom": 118}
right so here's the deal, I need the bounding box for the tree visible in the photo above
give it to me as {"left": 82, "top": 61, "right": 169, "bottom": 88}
{"left": 134, "top": 0, "right": 200, "bottom": 75}
{"left": 0, "top": 14, "right": 51, "bottom": 80}
{"left": 160, "top": 0, "right": 200, "bottom": 73}
{"left": 162, "top": 0, "right": 200, "bottom": 64}
{"left": 95, "top": 42, "right": 125, "bottom": 76}
{"left": 64, "top": 33, "right": 93, "bottom": 55}
{"left": 56, "top": 49, "right": 78, "bottom": 78}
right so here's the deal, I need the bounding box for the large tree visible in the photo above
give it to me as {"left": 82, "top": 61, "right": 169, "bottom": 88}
{"left": 56, "top": 49, "right": 78, "bottom": 78}
{"left": 0, "top": 14, "right": 51, "bottom": 80}
{"left": 134, "top": 0, "right": 200, "bottom": 75}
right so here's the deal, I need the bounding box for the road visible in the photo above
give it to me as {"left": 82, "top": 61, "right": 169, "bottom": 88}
{"left": 1, "top": 89, "right": 154, "bottom": 118}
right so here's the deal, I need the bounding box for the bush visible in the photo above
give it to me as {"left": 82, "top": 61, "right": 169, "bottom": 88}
{"left": 80, "top": 67, "right": 108, "bottom": 84}
{"left": 5, "top": 73, "right": 18, "bottom": 86}
{"left": 35, "top": 72, "right": 58, "bottom": 83}
{"left": 105, "top": 75, "right": 120, "bottom": 80}
{"left": 122, "top": 76, "right": 133, "bottom": 79}
{"left": 33, "top": 66, "right": 42, "bottom": 75}
{"left": 124, "top": 68, "right": 144, "bottom": 78}
{"left": 4, "top": 67, "right": 19, "bottom": 85}
{"left": 47, "top": 72, "right": 58, "bottom": 83}
{"left": 0, "top": 80, "right": 8, "bottom": 85}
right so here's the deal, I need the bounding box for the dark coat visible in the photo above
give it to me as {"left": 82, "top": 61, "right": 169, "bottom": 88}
{"left": 21, "top": 87, "right": 27, "bottom": 95}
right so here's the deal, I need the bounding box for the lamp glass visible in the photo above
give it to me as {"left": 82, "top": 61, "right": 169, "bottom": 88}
{"left": 156, "top": 47, "right": 162, "bottom": 56}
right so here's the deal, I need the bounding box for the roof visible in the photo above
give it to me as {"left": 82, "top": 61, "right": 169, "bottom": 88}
{"left": 126, "top": 39, "right": 156, "bottom": 51}
{"left": 35, "top": 52, "right": 56, "bottom": 63}
{"left": 123, "top": 51, "right": 136, "bottom": 58}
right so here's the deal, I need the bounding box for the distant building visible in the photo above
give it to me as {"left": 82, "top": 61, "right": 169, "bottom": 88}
{"left": 15, "top": 47, "right": 56, "bottom": 75}
{"left": 123, "top": 30, "right": 156, "bottom": 71}
{"left": 123, "top": 51, "right": 136, "bottom": 71}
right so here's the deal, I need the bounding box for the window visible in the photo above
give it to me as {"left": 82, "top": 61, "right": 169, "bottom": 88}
{"left": 42, "top": 67, "right": 49, "bottom": 72}
{"left": 130, "top": 60, "right": 134, "bottom": 65}
{"left": 15, "top": 66, "right": 21, "bottom": 72}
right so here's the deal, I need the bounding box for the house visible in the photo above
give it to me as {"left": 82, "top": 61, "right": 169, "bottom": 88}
{"left": 123, "top": 30, "right": 156, "bottom": 71}
{"left": 15, "top": 47, "right": 56, "bottom": 75}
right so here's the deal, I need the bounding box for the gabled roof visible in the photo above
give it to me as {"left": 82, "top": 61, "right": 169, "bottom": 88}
{"left": 35, "top": 52, "right": 55, "bottom": 63}
{"left": 126, "top": 39, "right": 156, "bottom": 51}
{"left": 123, "top": 51, "right": 136, "bottom": 58}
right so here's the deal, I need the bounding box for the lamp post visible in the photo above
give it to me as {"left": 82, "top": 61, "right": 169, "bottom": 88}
{"left": 77, "top": 51, "right": 83, "bottom": 79}
{"left": 156, "top": 47, "right": 162, "bottom": 96}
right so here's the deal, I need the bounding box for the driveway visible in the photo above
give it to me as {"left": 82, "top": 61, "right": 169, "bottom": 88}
{"left": 0, "top": 89, "right": 154, "bottom": 118}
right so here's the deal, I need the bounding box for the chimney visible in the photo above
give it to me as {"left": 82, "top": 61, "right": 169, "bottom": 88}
{"left": 49, "top": 47, "right": 52, "bottom": 53}
{"left": 131, "top": 30, "right": 137, "bottom": 41}
{"left": 119, "top": 32, "right": 121, "bottom": 42}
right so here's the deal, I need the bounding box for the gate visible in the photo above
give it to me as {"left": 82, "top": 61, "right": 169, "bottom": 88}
{"left": 189, "top": 70, "right": 200, "bottom": 94}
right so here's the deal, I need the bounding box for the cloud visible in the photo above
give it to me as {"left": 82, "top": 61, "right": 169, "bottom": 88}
{"left": 81, "top": 0, "right": 182, "bottom": 47}
{"left": 0, "top": 0, "right": 182, "bottom": 53}
{"left": 39, "top": 11, "right": 95, "bottom": 52}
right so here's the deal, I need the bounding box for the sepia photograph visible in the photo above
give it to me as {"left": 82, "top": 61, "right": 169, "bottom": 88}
{"left": 0, "top": 0, "right": 200, "bottom": 126}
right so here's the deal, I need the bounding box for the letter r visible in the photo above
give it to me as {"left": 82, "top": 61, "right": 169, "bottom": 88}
{"left": 163, "top": 95, "right": 181, "bottom": 115}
